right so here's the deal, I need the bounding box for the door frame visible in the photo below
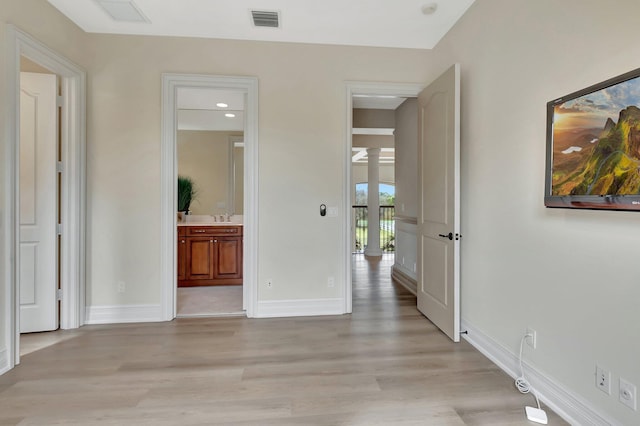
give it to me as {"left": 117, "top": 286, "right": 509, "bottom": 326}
{"left": 343, "top": 82, "right": 424, "bottom": 313}
{"left": 160, "top": 74, "right": 258, "bottom": 319}
{"left": 3, "top": 25, "right": 86, "bottom": 371}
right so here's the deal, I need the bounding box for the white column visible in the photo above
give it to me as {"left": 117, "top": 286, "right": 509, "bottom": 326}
{"left": 365, "top": 148, "right": 382, "bottom": 258}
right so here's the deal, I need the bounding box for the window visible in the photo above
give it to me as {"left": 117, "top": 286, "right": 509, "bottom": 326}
{"left": 354, "top": 182, "right": 395, "bottom": 206}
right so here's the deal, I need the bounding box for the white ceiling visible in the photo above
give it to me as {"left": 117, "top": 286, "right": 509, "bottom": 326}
{"left": 47, "top": 0, "right": 475, "bottom": 50}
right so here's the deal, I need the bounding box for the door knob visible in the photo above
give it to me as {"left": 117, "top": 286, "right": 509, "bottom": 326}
{"left": 438, "top": 232, "right": 453, "bottom": 240}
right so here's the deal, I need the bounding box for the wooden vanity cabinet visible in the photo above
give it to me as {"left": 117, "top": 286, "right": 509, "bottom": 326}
{"left": 214, "top": 237, "right": 243, "bottom": 279}
{"left": 177, "top": 227, "right": 187, "bottom": 281}
{"left": 178, "top": 225, "right": 243, "bottom": 287}
{"left": 186, "top": 236, "right": 216, "bottom": 280}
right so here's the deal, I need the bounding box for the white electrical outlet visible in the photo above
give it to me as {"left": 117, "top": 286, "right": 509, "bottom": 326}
{"left": 117, "top": 281, "right": 126, "bottom": 293}
{"left": 266, "top": 279, "right": 273, "bottom": 289}
{"left": 619, "top": 378, "right": 637, "bottom": 410}
{"left": 526, "top": 327, "right": 537, "bottom": 349}
{"left": 595, "top": 365, "right": 611, "bottom": 395}
{"left": 327, "top": 276, "right": 335, "bottom": 288}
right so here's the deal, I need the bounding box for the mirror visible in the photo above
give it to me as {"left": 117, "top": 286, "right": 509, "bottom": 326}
{"left": 177, "top": 88, "right": 245, "bottom": 215}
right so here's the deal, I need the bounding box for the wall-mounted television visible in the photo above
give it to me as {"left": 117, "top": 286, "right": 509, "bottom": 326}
{"left": 545, "top": 67, "right": 640, "bottom": 211}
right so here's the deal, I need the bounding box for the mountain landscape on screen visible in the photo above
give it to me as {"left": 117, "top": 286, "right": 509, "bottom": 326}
{"left": 552, "top": 77, "right": 640, "bottom": 196}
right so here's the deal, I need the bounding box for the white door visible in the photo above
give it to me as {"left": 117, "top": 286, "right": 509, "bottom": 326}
{"left": 417, "top": 64, "right": 461, "bottom": 342}
{"left": 19, "top": 72, "right": 58, "bottom": 333}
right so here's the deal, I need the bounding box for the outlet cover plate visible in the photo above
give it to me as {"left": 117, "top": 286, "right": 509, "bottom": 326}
{"left": 619, "top": 378, "right": 637, "bottom": 410}
{"left": 526, "top": 327, "right": 537, "bottom": 349}
{"left": 596, "top": 365, "right": 611, "bottom": 395}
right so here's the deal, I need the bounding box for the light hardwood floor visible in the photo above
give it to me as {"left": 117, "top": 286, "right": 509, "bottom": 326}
{"left": 1, "top": 255, "right": 566, "bottom": 425}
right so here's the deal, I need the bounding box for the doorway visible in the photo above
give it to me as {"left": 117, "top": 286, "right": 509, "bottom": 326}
{"left": 343, "top": 83, "right": 424, "bottom": 314}
{"left": 175, "top": 88, "right": 245, "bottom": 317}
{"left": 160, "top": 74, "right": 258, "bottom": 320}
{"left": 4, "top": 26, "right": 86, "bottom": 372}
{"left": 344, "top": 66, "right": 462, "bottom": 341}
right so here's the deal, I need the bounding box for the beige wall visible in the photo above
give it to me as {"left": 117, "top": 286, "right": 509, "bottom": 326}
{"left": 393, "top": 98, "right": 418, "bottom": 279}
{"left": 85, "top": 34, "right": 436, "bottom": 304}
{"left": 233, "top": 144, "right": 244, "bottom": 215}
{"left": 434, "top": 0, "right": 640, "bottom": 424}
{"left": 393, "top": 99, "right": 418, "bottom": 218}
{"left": 177, "top": 130, "right": 242, "bottom": 215}
{"left": 352, "top": 109, "right": 395, "bottom": 128}
{"left": 20, "top": 56, "right": 53, "bottom": 74}
{"left": 1, "top": 0, "right": 90, "bottom": 371}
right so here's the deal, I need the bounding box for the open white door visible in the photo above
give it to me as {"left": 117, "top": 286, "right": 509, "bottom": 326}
{"left": 19, "top": 72, "right": 58, "bottom": 333}
{"left": 417, "top": 64, "right": 461, "bottom": 342}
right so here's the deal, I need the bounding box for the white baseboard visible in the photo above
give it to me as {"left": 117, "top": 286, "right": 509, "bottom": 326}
{"left": 0, "top": 349, "right": 8, "bottom": 375}
{"left": 461, "top": 319, "right": 619, "bottom": 426}
{"left": 256, "top": 298, "right": 344, "bottom": 318}
{"left": 391, "top": 265, "right": 417, "bottom": 295}
{"left": 85, "top": 304, "right": 163, "bottom": 325}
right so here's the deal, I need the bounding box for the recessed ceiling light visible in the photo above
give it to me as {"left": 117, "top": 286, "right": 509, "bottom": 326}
{"left": 225, "top": 113, "right": 236, "bottom": 118}
{"left": 216, "top": 102, "right": 228, "bottom": 108}
{"left": 95, "top": 0, "right": 150, "bottom": 23}
{"left": 421, "top": 3, "right": 438, "bottom": 15}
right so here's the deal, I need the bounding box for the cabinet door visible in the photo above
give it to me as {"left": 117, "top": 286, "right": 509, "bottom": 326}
{"left": 177, "top": 234, "right": 187, "bottom": 281}
{"left": 186, "top": 236, "right": 215, "bottom": 280}
{"left": 213, "top": 236, "right": 243, "bottom": 279}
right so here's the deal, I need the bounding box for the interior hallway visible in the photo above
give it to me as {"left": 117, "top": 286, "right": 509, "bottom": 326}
{"left": 1, "top": 255, "right": 565, "bottom": 425}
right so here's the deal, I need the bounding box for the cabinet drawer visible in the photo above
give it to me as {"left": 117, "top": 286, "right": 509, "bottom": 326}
{"left": 186, "top": 226, "right": 243, "bottom": 236}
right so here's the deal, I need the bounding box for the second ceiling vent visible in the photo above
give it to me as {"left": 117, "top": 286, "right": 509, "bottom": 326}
{"left": 251, "top": 10, "right": 280, "bottom": 28}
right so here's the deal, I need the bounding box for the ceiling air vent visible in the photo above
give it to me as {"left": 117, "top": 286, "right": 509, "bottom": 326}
{"left": 95, "top": 0, "right": 149, "bottom": 23}
{"left": 251, "top": 10, "right": 280, "bottom": 28}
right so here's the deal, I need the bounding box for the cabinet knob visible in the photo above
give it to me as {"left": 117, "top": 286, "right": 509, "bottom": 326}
{"left": 210, "top": 239, "right": 214, "bottom": 243}
{"left": 181, "top": 240, "right": 185, "bottom": 243}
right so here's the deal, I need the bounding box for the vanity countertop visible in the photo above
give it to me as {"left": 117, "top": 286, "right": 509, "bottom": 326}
{"left": 177, "top": 215, "right": 243, "bottom": 227}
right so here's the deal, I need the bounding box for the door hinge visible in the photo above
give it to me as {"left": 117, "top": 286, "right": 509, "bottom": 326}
{"left": 56, "top": 288, "right": 63, "bottom": 301}
{"left": 56, "top": 161, "right": 63, "bottom": 172}
{"left": 56, "top": 223, "right": 62, "bottom": 235}
{"left": 56, "top": 95, "right": 63, "bottom": 107}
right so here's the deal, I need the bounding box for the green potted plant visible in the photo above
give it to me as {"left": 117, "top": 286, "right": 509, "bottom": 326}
{"left": 177, "top": 175, "right": 197, "bottom": 219}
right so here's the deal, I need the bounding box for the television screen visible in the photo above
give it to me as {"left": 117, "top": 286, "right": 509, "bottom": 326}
{"left": 545, "top": 68, "right": 640, "bottom": 210}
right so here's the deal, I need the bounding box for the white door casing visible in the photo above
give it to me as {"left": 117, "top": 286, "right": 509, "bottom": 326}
{"left": 160, "top": 74, "right": 258, "bottom": 320}
{"left": 417, "top": 64, "right": 461, "bottom": 342}
{"left": 19, "top": 72, "right": 58, "bottom": 333}
{"left": 4, "top": 26, "right": 86, "bottom": 373}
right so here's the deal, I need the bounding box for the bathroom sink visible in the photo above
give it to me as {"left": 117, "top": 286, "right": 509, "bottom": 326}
{"left": 180, "top": 215, "right": 243, "bottom": 225}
